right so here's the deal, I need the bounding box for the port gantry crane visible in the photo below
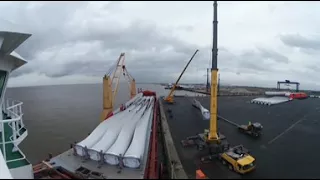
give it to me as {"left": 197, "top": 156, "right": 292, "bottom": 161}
{"left": 277, "top": 80, "right": 300, "bottom": 92}
{"left": 182, "top": 1, "right": 256, "bottom": 175}
{"left": 101, "top": 53, "right": 137, "bottom": 121}
{"left": 164, "top": 49, "right": 199, "bottom": 104}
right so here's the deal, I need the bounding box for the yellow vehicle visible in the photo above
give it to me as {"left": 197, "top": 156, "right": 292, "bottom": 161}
{"left": 238, "top": 122, "right": 263, "bottom": 137}
{"left": 219, "top": 145, "right": 255, "bottom": 174}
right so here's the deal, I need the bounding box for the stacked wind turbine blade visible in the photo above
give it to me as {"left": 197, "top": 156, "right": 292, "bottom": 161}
{"left": 75, "top": 93, "right": 144, "bottom": 157}
{"left": 87, "top": 105, "right": 138, "bottom": 161}
{"left": 104, "top": 97, "right": 152, "bottom": 165}
{"left": 251, "top": 96, "right": 290, "bottom": 106}
{"left": 265, "top": 91, "right": 290, "bottom": 96}
{"left": 123, "top": 97, "right": 155, "bottom": 168}
{"left": 192, "top": 99, "right": 210, "bottom": 120}
{"left": 73, "top": 93, "right": 156, "bottom": 169}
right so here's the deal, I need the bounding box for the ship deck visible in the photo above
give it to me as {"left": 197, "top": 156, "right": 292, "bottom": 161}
{"left": 0, "top": 112, "right": 29, "bottom": 169}
{"left": 48, "top": 100, "right": 157, "bottom": 179}
{"left": 161, "top": 96, "right": 320, "bottom": 179}
{"left": 49, "top": 148, "right": 148, "bottom": 179}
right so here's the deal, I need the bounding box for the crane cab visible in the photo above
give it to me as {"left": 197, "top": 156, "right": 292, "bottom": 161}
{"left": 219, "top": 145, "right": 255, "bottom": 174}
{"left": 164, "top": 95, "right": 174, "bottom": 104}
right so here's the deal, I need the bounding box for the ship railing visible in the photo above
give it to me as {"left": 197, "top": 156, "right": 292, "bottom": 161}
{"left": 5, "top": 147, "right": 27, "bottom": 164}
{"left": 1, "top": 98, "right": 27, "bottom": 163}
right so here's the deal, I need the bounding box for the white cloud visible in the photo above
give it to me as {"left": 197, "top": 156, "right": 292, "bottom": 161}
{"left": 1, "top": 1, "right": 320, "bottom": 90}
{"left": 7, "top": 72, "right": 101, "bottom": 87}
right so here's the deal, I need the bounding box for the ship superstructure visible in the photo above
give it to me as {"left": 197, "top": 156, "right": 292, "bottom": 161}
{"left": 0, "top": 31, "right": 33, "bottom": 179}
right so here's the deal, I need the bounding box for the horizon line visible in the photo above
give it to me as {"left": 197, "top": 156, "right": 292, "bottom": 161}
{"left": 6, "top": 82, "right": 320, "bottom": 92}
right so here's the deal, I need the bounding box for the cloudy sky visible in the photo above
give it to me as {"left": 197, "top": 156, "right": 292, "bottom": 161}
{"left": 1, "top": 1, "right": 320, "bottom": 90}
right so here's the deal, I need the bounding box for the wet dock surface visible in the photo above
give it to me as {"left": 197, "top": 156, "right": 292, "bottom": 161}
{"left": 161, "top": 96, "right": 320, "bottom": 179}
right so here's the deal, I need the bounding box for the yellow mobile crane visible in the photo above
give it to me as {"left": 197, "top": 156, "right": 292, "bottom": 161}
{"left": 101, "top": 53, "right": 137, "bottom": 121}
{"left": 181, "top": 1, "right": 256, "bottom": 174}
{"left": 164, "top": 49, "right": 199, "bottom": 104}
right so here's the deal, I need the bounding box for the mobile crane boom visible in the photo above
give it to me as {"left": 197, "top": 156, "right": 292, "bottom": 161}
{"left": 181, "top": 1, "right": 256, "bottom": 175}
{"left": 164, "top": 49, "right": 199, "bottom": 104}
{"left": 208, "top": 0, "right": 219, "bottom": 142}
